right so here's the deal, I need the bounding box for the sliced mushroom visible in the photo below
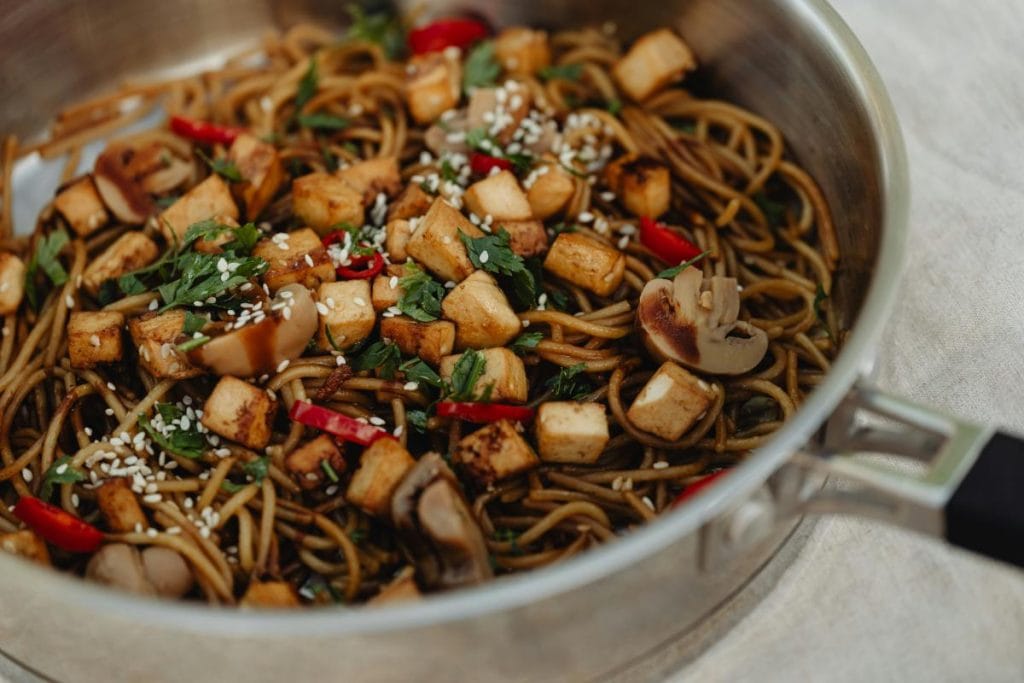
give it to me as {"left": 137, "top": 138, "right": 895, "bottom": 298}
{"left": 93, "top": 145, "right": 156, "bottom": 224}
{"left": 85, "top": 543, "right": 156, "bottom": 596}
{"left": 188, "top": 283, "right": 318, "bottom": 377}
{"left": 391, "top": 452, "right": 493, "bottom": 590}
{"left": 637, "top": 267, "right": 768, "bottom": 375}
{"left": 141, "top": 547, "right": 194, "bottom": 598}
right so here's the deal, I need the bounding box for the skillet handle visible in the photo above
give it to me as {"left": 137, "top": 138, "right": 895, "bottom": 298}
{"left": 945, "top": 432, "right": 1024, "bottom": 567}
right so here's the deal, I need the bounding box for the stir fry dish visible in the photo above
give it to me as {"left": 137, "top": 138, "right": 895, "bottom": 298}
{"left": 0, "top": 9, "right": 840, "bottom": 606}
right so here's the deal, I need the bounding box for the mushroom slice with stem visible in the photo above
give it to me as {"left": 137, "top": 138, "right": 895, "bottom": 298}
{"left": 93, "top": 145, "right": 157, "bottom": 224}
{"left": 391, "top": 452, "right": 493, "bottom": 590}
{"left": 85, "top": 543, "right": 156, "bottom": 596}
{"left": 637, "top": 266, "right": 768, "bottom": 375}
{"left": 188, "top": 283, "right": 318, "bottom": 378}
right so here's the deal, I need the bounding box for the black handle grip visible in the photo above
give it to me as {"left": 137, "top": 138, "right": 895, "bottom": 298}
{"left": 945, "top": 431, "right": 1024, "bottom": 566}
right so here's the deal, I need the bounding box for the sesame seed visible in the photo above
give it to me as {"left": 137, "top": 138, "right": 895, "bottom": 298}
{"left": 89, "top": 334, "right": 101, "bottom": 347}
{"left": 653, "top": 461, "right": 669, "bottom": 470}
{"left": 642, "top": 496, "right": 655, "bottom": 511}
{"left": 277, "top": 359, "right": 290, "bottom": 372}
{"left": 335, "top": 355, "right": 346, "bottom": 366}
{"left": 148, "top": 298, "right": 159, "bottom": 310}
{"left": 369, "top": 416, "right": 386, "bottom": 426}
{"left": 105, "top": 408, "right": 115, "bottom": 416}
{"left": 389, "top": 276, "right": 399, "bottom": 289}
{"left": 65, "top": 294, "right": 75, "bottom": 308}
{"left": 304, "top": 254, "right": 315, "bottom": 267}
{"left": 403, "top": 381, "right": 419, "bottom": 391}
{"left": 146, "top": 527, "right": 159, "bottom": 538}
{"left": 479, "top": 250, "right": 490, "bottom": 264}
{"left": 315, "top": 302, "right": 329, "bottom": 315}
{"left": 106, "top": 381, "right": 117, "bottom": 391}
{"left": 71, "top": 494, "right": 80, "bottom": 507}
{"left": 600, "top": 191, "right": 616, "bottom": 202}
{"left": 21, "top": 468, "right": 33, "bottom": 482}
{"left": 353, "top": 297, "right": 366, "bottom": 307}
{"left": 55, "top": 463, "right": 68, "bottom": 475}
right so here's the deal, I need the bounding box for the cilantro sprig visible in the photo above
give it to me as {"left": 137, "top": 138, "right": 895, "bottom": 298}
{"left": 24, "top": 229, "right": 69, "bottom": 310}
{"left": 40, "top": 455, "right": 84, "bottom": 500}
{"left": 539, "top": 63, "right": 583, "bottom": 82}
{"left": 657, "top": 250, "right": 710, "bottom": 279}
{"left": 545, "top": 363, "right": 593, "bottom": 400}
{"left": 459, "top": 228, "right": 537, "bottom": 308}
{"left": 462, "top": 41, "right": 500, "bottom": 92}
{"left": 397, "top": 261, "right": 445, "bottom": 322}
{"left": 445, "top": 348, "right": 492, "bottom": 402}
{"left": 509, "top": 331, "right": 543, "bottom": 355}
{"left": 399, "top": 357, "right": 444, "bottom": 389}
{"left": 196, "top": 149, "right": 243, "bottom": 182}
{"left": 345, "top": 3, "right": 405, "bottom": 60}
{"left": 138, "top": 403, "right": 206, "bottom": 459}
{"left": 352, "top": 340, "right": 402, "bottom": 379}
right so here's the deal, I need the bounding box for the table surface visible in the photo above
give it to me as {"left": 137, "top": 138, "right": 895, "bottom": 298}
{"left": 674, "top": 0, "right": 1024, "bottom": 680}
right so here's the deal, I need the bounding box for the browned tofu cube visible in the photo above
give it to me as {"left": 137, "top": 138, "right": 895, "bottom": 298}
{"left": 285, "top": 435, "right": 345, "bottom": 490}
{"left": 526, "top": 160, "right": 575, "bottom": 220}
{"left": 241, "top": 580, "right": 300, "bottom": 608}
{"left": 454, "top": 419, "right": 539, "bottom": 485}
{"left": 380, "top": 317, "right": 455, "bottom": 366}
{"left": 316, "top": 280, "right": 376, "bottom": 351}
{"left": 463, "top": 170, "right": 532, "bottom": 222}
{"left": 158, "top": 175, "right": 239, "bottom": 243}
{"left": 201, "top": 376, "right": 277, "bottom": 449}
{"left": 252, "top": 228, "right": 336, "bottom": 293}
{"left": 67, "top": 311, "right": 125, "bottom": 369}
{"left": 292, "top": 172, "right": 364, "bottom": 235}
{"left": 405, "top": 198, "right": 483, "bottom": 283}
{"left": 385, "top": 219, "right": 412, "bottom": 262}
{"left": 96, "top": 477, "right": 147, "bottom": 532}
{"left": 494, "top": 27, "right": 551, "bottom": 75}
{"left": 369, "top": 566, "right": 421, "bottom": 605}
{"left": 346, "top": 438, "right": 415, "bottom": 516}
{"left": 337, "top": 157, "right": 401, "bottom": 205}
{"left": 371, "top": 264, "right": 405, "bottom": 312}
{"left": 405, "top": 52, "right": 461, "bottom": 125}
{"left": 0, "top": 252, "right": 25, "bottom": 315}
{"left": 441, "top": 271, "right": 521, "bottom": 349}
{"left": 0, "top": 530, "right": 51, "bottom": 566}
{"left": 535, "top": 401, "right": 609, "bottom": 463}
{"left": 388, "top": 184, "right": 434, "bottom": 221}
{"left": 466, "top": 84, "right": 532, "bottom": 145}
{"left": 543, "top": 233, "right": 625, "bottom": 297}
{"left": 83, "top": 231, "right": 160, "bottom": 295}
{"left": 612, "top": 28, "right": 697, "bottom": 102}
{"left": 439, "top": 348, "right": 527, "bottom": 403}
{"left": 228, "top": 133, "right": 286, "bottom": 220}
{"left": 604, "top": 154, "right": 671, "bottom": 218}
{"left": 53, "top": 176, "right": 109, "bottom": 237}
{"left": 626, "top": 361, "right": 714, "bottom": 440}
{"left": 500, "top": 220, "right": 548, "bottom": 258}
{"left": 128, "top": 310, "right": 204, "bottom": 379}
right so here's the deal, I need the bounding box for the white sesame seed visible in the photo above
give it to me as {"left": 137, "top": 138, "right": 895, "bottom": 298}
{"left": 89, "top": 334, "right": 101, "bottom": 348}
{"left": 389, "top": 276, "right": 399, "bottom": 289}
{"left": 369, "top": 416, "right": 386, "bottom": 426}
{"left": 304, "top": 254, "right": 315, "bottom": 267}
{"left": 642, "top": 496, "right": 656, "bottom": 511}
{"left": 353, "top": 297, "right": 366, "bottom": 307}
{"left": 653, "top": 461, "right": 669, "bottom": 470}
{"left": 479, "top": 250, "right": 490, "bottom": 264}
{"left": 105, "top": 408, "right": 115, "bottom": 416}
{"left": 277, "top": 359, "right": 290, "bottom": 373}
{"left": 106, "top": 381, "right": 117, "bottom": 391}
{"left": 55, "top": 463, "right": 68, "bottom": 475}
{"left": 315, "top": 302, "right": 329, "bottom": 315}
{"left": 71, "top": 494, "right": 80, "bottom": 507}
{"left": 21, "top": 468, "right": 33, "bottom": 482}
{"left": 65, "top": 294, "right": 75, "bottom": 308}
{"left": 403, "top": 381, "right": 419, "bottom": 391}
{"left": 146, "top": 527, "right": 159, "bottom": 537}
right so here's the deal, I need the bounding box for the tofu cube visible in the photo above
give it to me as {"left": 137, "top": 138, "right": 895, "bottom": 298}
{"left": 454, "top": 419, "right": 539, "bottom": 485}
{"left": 0, "top": 530, "right": 51, "bottom": 566}
{"left": 316, "top": 280, "right": 376, "bottom": 351}
{"left": 441, "top": 270, "right": 521, "bottom": 349}
{"left": 388, "top": 183, "right": 434, "bottom": 221}
{"left": 201, "top": 376, "right": 277, "bottom": 449}
{"left": 241, "top": 580, "right": 301, "bottom": 608}
{"left": 192, "top": 214, "right": 241, "bottom": 254}
{"left": 53, "top": 176, "right": 109, "bottom": 237}
{"left": 0, "top": 252, "right": 25, "bottom": 315}
{"left": 67, "top": 311, "right": 125, "bottom": 369}
{"left": 128, "top": 310, "right": 204, "bottom": 379}
{"left": 612, "top": 28, "right": 697, "bottom": 102}
{"left": 500, "top": 220, "right": 548, "bottom": 258}
{"left": 158, "top": 175, "right": 239, "bottom": 243}
{"left": 604, "top": 154, "right": 671, "bottom": 218}
{"left": 627, "top": 362, "right": 714, "bottom": 440}
{"left": 83, "top": 231, "right": 160, "bottom": 295}
{"left": 543, "top": 233, "right": 626, "bottom": 297}
{"left": 291, "top": 172, "right": 364, "bottom": 235}
{"left": 285, "top": 435, "right": 346, "bottom": 490}
{"left": 439, "top": 348, "right": 527, "bottom": 403}
{"left": 405, "top": 52, "right": 462, "bottom": 124}
{"left": 369, "top": 567, "right": 421, "bottom": 605}
{"left": 494, "top": 27, "right": 552, "bottom": 75}
{"left": 466, "top": 84, "right": 532, "bottom": 145}
{"left": 384, "top": 219, "right": 412, "bottom": 262}
{"left": 526, "top": 160, "right": 575, "bottom": 220}
{"left": 96, "top": 477, "right": 147, "bottom": 533}
{"left": 463, "top": 170, "right": 532, "bottom": 222}
{"left": 252, "top": 228, "right": 336, "bottom": 293}
{"left": 228, "top": 133, "right": 286, "bottom": 220}
{"left": 346, "top": 438, "right": 415, "bottom": 516}
{"left": 371, "top": 264, "right": 405, "bottom": 312}
{"left": 336, "top": 157, "right": 401, "bottom": 205}
{"left": 380, "top": 317, "right": 455, "bottom": 366}
{"left": 405, "top": 198, "right": 483, "bottom": 283}
{"left": 535, "top": 402, "right": 610, "bottom": 463}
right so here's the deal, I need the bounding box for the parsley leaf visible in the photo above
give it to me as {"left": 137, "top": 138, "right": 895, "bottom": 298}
{"left": 24, "top": 229, "right": 69, "bottom": 310}
{"left": 539, "top": 63, "right": 583, "bottom": 82}
{"left": 176, "top": 336, "right": 211, "bottom": 353}
{"left": 545, "top": 363, "right": 593, "bottom": 399}
{"left": 463, "top": 41, "right": 500, "bottom": 92}
{"left": 243, "top": 456, "right": 270, "bottom": 484}
{"left": 446, "top": 348, "right": 489, "bottom": 402}
{"left": 510, "top": 331, "right": 543, "bottom": 354}
{"left": 345, "top": 3, "right": 405, "bottom": 60}
{"left": 321, "top": 459, "right": 340, "bottom": 483}
{"left": 657, "top": 250, "right": 710, "bottom": 279}
{"left": 182, "top": 311, "right": 208, "bottom": 335}
{"left": 297, "top": 113, "right": 350, "bottom": 131}
{"left": 399, "top": 357, "right": 443, "bottom": 389}
{"left": 138, "top": 403, "right": 206, "bottom": 459}
{"left": 466, "top": 127, "right": 490, "bottom": 150}
{"left": 754, "top": 192, "right": 786, "bottom": 227}
{"left": 397, "top": 261, "right": 445, "bottom": 322}
{"left": 813, "top": 283, "right": 836, "bottom": 342}
{"left": 40, "top": 455, "right": 84, "bottom": 500}
{"left": 295, "top": 58, "right": 319, "bottom": 112}
{"left": 549, "top": 222, "right": 577, "bottom": 236}
{"left": 352, "top": 340, "right": 401, "bottom": 379}
{"left": 156, "top": 251, "right": 268, "bottom": 311}
{"left": 196, "top": 149, "right": 243, "bottom": 182}
{"left": 440, "top": 158, "right": 459, "bottom": 182}
{"left": 459, "top": 228, "right": 537, "bottom": 308}
{"left": 406, "top": 409, "right": 429, "bottom": 433}
{"left": 606, "top": 99, "right": 623, "bottom": 116}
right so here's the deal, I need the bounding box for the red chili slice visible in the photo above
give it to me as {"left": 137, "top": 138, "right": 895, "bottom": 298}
{"left": 639, "top": 216, "right": 703, "bottom": 265}
{"left": 671, "top": 470, "right": 730, "bottom": 507}
{"left": 289, "top": 400, "right": 393, "bottom": 446}
{"left": 408, "top": 18, "right": 489, "bottom": 54}
{"left": 336, "top": 251, "right": 384, "bottom": 280}
{"left": 12, "top": 497, "right": 104, "bottom": 553}
{"left": 436, "top": 401, "right": 535, "bottom": 423}
{"left": 169, "top": 115, "right": 244, "bottom": 146}
{"left": 470, "top": 152, "right": 513, "bottom": 176}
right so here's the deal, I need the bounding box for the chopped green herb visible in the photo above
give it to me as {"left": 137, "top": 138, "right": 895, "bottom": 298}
{"left": 549, "top": 222, "right": 577, "bottom": 236}
{"left": 352, "top": 340, "right": 401, "bottom": 379}
{"left": 155, "top": 195, "right": 180, "bottom": 209}
{"left": 399, "top": 357, "right": 443, "bottom": 389}
{"left": 494, "top": 527, "right": 523, "bottom": 555}
{"left": 606, "top": 99, "right": 623, "bottom": 116}
{"left": 297, "top": 112, "right": 350, "bottom": 131}
{"left": 40, "top": 455, "right": 85, "bottom": 500}
{"left": 445, "top": 348, "right": 488, "bottom": 402}
{"left": 397, "top": 261, "right": 445, "bottom": 322}
{"left": 459, "top": 228, "right": 537, "bottom": 308}
{"left": 813, "top": 283, "right": 835, "bottom": 342}
{"left": 440, "top": 158, "right": 459, "bottom": 183}
{"left": 156, "top": 251, "right": 268, "bottom": 311}
{"left": 657, "top": 250, "right": 710, "bottom": 279}
{"left": 545, "top": 363, "right": 593, "bottom": 399}
{"left": 243, "top": 456, "right": 270, "bottom": 484}
{"left": 754, "top": 192, "right": 787, "bottom": 227}
{"left": 196, "top": 149, "right": 243, "bottom": 182}
{"left": 546, "top": 288, "right": 571, "bottom": 312}
{"left": 321, "top": 144, "right": 339, "bottom": 172}
{"left": 321, "top": 459, "right": 340, "bottom": 483}
{"left": 295, "top": 58, "right": 319, "bottom": 112}
{"left": 182, "top": 311, "right": 208, "bottom": 336}
{"left": 24, "top": 229, "right": 69, "bottom": 310}
{"left": 406, "top": 409, "right": 429, "bottom": 433}
{"left": 349, "top": 528, "right": 367, "bottom": 544}
{"left": 539, "top": 63, "right": 583, "bottom": 82}
{"left": 462, "top": 41, "right": 501, "bottom": 92}
{"left": 465, "top": 127, "right": 490, "bottom": 150}
{"left": 510, "top": 331, "right": 543, "bottom": 354}
{"left": 138, "top": 403, "right": 206, "bottom": 459}
{"left": 504, "top": 151, "right": 534, "bottom": 174}
{"left": 175, "top": 335, "right": 211, "bottom": 353}
{"left": 345, "top": 3, "right": 405, "bottom": 60}
{"left": 325, "top": 325, "right": 345, "bottom": 353}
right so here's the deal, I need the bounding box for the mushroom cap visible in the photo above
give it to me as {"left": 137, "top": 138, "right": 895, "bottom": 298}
{"left": 93, "top": 145, "right": 157, "bottom": 224}
{"left": 85, "top": 543, "right": 156, "bottom": 596}
{"left": 189, "top": 283, "right": 317, "bottom": 378}
{"left": 637, "top": 267, "right": 768, "bottom": 375}
{"left": 141, "top": 546, "right": 194, "bottom": 599}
